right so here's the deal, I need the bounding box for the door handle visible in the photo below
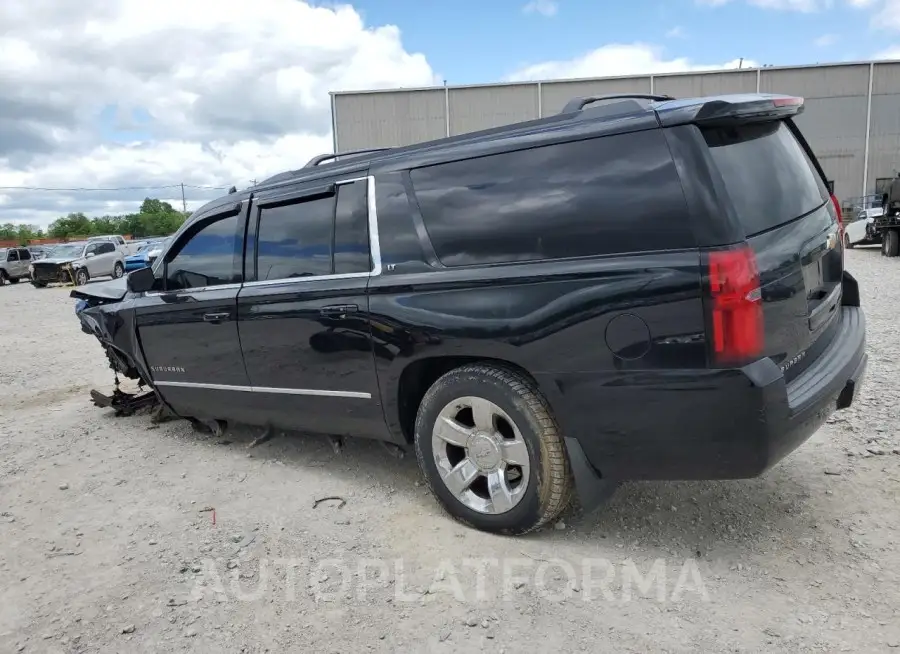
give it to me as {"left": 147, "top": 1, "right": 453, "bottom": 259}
{"left": 203, "top": 312, "right": 230, "bottom": 323}
{"left": 320, "top": 304, "right": 358, "bottom": 316}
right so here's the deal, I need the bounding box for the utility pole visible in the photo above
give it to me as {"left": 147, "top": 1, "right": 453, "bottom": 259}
{"left": 250, "top": 179, "right": 258, "bottom": 187}
{"left": 180, "top": 183, "right": 187, "bottom": 214}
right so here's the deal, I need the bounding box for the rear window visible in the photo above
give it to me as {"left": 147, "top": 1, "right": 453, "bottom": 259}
{"left": 704, "top": 121, "right": 828, "bottom": 236}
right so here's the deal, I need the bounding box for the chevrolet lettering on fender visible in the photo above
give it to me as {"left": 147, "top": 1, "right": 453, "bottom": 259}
{"left": 70, "top": 91, "right": 867, "bottom": 536}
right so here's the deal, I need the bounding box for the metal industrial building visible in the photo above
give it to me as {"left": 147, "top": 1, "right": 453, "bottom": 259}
{"left": 331, "top": 60, "right": 900, "bottom": 204}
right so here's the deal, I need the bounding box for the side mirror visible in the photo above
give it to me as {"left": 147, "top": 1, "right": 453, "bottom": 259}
{"left": 85, "top": 252, "right": 95, "bottom": 258}
{"left": 127, "top": 265, "right": 155, "bottom": 293}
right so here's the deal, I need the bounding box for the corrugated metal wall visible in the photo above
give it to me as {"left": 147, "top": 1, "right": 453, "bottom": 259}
{"left": 332, "top": 62, "right": 900, "bottom": 199}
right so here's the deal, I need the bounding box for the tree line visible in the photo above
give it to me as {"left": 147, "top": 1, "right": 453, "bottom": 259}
{"left": 0, "top": 198, "right": 189, "bottom": 245}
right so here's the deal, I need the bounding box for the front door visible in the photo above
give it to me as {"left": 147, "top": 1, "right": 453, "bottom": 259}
{"left": 134, "top": 203, "right": 251, "bottom": 422}
{"left": 236, "top": 174, "right": 390, "bottom": 440}
{"left": 6, "top": 249, "right": 23, "bottom": 277}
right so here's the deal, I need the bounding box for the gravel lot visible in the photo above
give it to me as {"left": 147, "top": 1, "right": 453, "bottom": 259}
{"left": 1, "top": 247, "right": 899, "bottom": 653}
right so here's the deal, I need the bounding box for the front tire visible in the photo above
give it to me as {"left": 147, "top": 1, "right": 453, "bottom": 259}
{"left": 414, "top": 363, "right": 573, "bottom": 535}
{"left": 31, "top": 281, "right": 47, "bottom": 288}
{"left": 75, "top": 267, "right": 89, "bottom": 286}
{"left": 883, "top": 230, "right": 900, "bottom": 257}
{"left": 113, "top": 262, "right": 124, "bottom": 278}
{"left": 8, "top": 276, "right": 20, "bottom": 284}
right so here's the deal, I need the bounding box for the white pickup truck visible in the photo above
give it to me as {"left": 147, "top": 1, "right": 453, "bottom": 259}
{"left": 87, "top": 235, "right": 141, "bottom": 256}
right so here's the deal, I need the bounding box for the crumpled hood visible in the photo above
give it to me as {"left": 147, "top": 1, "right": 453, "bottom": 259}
{"left": 37, "top": 256, "right": 82, "bottom": 265}
{"left": 70, "top": 275, "right": 129, "bottom": 302}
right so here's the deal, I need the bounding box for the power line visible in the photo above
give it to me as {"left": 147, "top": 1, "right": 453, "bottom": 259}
{"left": 0, "top": 184, "right": 231, "bottom": 192}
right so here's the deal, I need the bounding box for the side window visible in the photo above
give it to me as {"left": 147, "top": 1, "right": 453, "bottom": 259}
{"left": 8, "top": 250, "right": 19, "bottom": 261}
{"left": 410, "top": 131, "right": 694, "bottom": 266}
{"left": 100, "top": 242, "right": 115, "bottom": 254}
{"left": 116, "top": 236, "right": 125, "bottom": 246}
{"left": 165, "top": 214, "right": 240, "bottom": 291}
{"left": 256, "top": 195, "right": 333, "bottom": 281}
{"left": 86, "top": 243, "right": 98, "bottom": 255}
{"left": 19, "top": 249, "right": 31, "bottom": 260}
{"left": 334, "top": 180, "right": 370, "bottom": 274}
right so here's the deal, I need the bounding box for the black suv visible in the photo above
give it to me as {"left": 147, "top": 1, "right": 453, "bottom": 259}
{"left": 72, "top": 92, "right": 867, "bottom": 535}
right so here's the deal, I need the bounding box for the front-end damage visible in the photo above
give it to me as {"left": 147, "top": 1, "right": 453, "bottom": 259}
{"left": 71, "top": 279, "right": 165, "bottom": 416}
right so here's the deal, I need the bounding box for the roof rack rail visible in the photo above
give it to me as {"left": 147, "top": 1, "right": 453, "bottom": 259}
{"left": 303, "top": 147, "right": 392, "bottom": 168}
{"left": 560, "top": 94, "right": 675, "bottom": 115}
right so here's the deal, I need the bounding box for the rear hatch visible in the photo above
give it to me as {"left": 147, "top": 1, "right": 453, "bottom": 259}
{"left": 702, "top": 118, "right": 842, "bottom": 381}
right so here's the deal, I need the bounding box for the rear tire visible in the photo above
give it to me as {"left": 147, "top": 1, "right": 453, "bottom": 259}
{"left": 414, "top": 363, "right": 573, "bottom": 535}
{"left": 113, "top": 262, "right": 124, "bottom": 278}
{"left": 883, "top": 230, "right": 900, "bottom": 257}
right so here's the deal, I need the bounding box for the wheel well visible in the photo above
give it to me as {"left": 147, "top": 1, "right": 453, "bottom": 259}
{"left": 397, "top": 356, "right": 537, "bottom": 443}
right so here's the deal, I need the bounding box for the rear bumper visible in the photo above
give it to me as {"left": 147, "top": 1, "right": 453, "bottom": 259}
{"left": 544, "top": 305, "right": 866, "bottom": 483}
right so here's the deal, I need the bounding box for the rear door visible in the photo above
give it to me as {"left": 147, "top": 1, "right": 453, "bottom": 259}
{"left": 236, "top": 174, "right": 389, "bottom": 440}
{"left": 95, "top": 241, "right": 117, "bottom": 276}
{"left": 702, "top": 119, "right": 841, "bottom": 380}
{"left": 16, "top": 248, "right": 31, "bottom": 277}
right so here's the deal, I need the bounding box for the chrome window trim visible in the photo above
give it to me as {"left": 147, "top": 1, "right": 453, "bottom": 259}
{"left": 154, "top": 380, "right": 371, "bottom": 399}
{"left": 145, "top": 175, "right": 381, "bottom": 297}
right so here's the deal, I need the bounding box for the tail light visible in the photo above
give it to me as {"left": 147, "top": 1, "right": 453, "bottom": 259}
{"left": 830, "top": 193, "right": 842, "bottom": 232}
{"left": 707, "top": 245, "right": 764, "bottom": 365}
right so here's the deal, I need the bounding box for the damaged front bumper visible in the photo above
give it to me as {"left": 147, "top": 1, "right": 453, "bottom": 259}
{"left": 70, "top": 277, "right": 147, "bottom": 382}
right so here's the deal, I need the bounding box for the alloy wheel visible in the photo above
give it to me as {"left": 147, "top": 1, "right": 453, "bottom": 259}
{"left": 431, "top": 396, "right": 530, "bottom": 515}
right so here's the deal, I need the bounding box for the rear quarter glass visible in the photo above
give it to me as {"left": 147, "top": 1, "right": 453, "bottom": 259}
{"left": 702, "top": 120, "right": 829, "bottom": 237}
{"left": 409, "top": 129, "right": 695, "bottom": 266}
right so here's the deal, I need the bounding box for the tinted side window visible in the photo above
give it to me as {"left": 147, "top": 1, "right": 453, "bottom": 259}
{"left": 256, "top": 196, "right": 333, "bottom": 281}
{"left": 166, "top": 215, "right": 239, "bottom": 290}
{"left": 19, "top": 249, "right": 31, "bottom": 260}
{"left": 99, "top": 242, "right": 115, "bottom": 254}
{"left": 410, "top": 131, "right": 694, "bottom": 266}
{"left": 8, "top": 250, "right": 19, "bottom": 261}
{"left": 334, "top": 180, "right": 370, "bottom": 274}
{"left": 703, "top": 120, "right": 828, "bottom": 236}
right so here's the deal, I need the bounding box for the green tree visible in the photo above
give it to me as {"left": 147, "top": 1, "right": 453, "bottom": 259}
{"left": 42, "top": 199, "right": 189, "bottom": 240}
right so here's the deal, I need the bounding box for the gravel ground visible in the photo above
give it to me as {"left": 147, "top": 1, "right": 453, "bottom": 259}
{"left": 1, "top": 247, "right": 899, "bottom": 653}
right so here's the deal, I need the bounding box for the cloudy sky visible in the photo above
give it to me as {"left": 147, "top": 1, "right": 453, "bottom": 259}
{"left": 2, "top": 0, "right": 900, "bottom": 227}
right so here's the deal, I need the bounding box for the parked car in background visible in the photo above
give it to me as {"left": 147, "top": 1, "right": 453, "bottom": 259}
{"left": 32, "top": 240, "right": 125, "bottom": 287}
{"left": 844, "top": 207, "right": 883, "bottom": 248}
{"left": 27, "top": 245, "right": 55, "bottom": 260}
{"left": 88, "top": 234, "right": 139, "bottom": 256}
{"left": 72, "top": 92, "right": 867, "bottom": 535}
{"left": 0, "top": 247, "right": 33, "bottom": 285}
{"left": 124, "top": 238, "right": 169, "bottom": 272}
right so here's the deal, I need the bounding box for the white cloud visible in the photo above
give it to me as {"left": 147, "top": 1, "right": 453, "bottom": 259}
{"left": 666, "top": 26, "right": 687, "bottom": 38}
{"left": 507, "top": 43, "right": 757, "bottom": 82}
{"left": 874, "top": 44, "right": 900, "bottom": 57}
{"left": 0, "top": 0, "right": 438, "bottom": 227}
{"left": 522, "top": 0, "right": 559, "bottom": 16}
{"left": 871, "top": 0, "right": 900, "bottom": 30}
{"left": 815, "top": 33, "right": 838, "bottom": 46}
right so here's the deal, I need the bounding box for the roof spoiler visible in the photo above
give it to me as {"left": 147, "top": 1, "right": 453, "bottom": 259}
{"left": 559, "top": 93, "right": 675, "bottom": 114}
{"left": 654, "top": 93, "right": 805, "bottom": 127}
